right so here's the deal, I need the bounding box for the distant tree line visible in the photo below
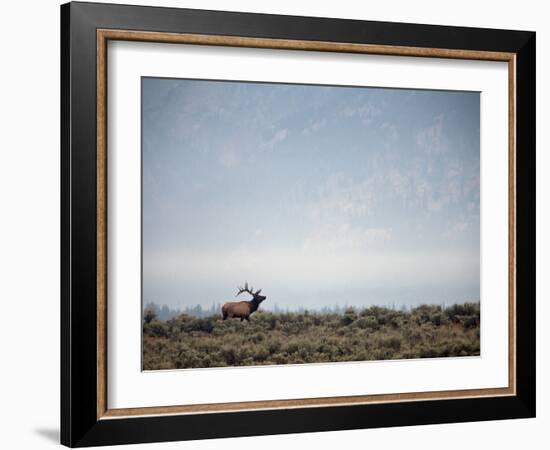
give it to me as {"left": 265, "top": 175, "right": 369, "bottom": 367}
{"left": 143, "top": 300, "right": 478, "bottom": 321}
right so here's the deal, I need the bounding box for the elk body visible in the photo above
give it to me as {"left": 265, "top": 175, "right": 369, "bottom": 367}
{"left": 222, "top": 282, "right": 266, "bottom": 322}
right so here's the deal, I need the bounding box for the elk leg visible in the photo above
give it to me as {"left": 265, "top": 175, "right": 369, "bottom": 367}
{"left": 245, "top": 316, "right": 250, "bottom": 322}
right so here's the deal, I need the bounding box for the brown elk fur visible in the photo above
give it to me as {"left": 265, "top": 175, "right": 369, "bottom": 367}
{"left": 222, "top": 282, "right": 266, "bottom": 322}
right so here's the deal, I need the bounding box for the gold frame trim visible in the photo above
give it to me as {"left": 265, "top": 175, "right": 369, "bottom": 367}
{"left": 96, "top": 29, "right": 517, "bottom": 420}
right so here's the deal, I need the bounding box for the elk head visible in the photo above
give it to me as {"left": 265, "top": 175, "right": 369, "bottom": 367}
{"left": 236, "top": 282, "right": 266, "bottom": 304}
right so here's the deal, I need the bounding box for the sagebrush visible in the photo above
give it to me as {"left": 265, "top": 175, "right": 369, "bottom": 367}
{"left": 143, "top": 303, "right": 480, "bottom": 370}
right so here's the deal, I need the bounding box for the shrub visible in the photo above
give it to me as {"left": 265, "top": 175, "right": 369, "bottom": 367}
{"left": 143, "top": 309, "right": 157, "bottom": 324}
{"left": 267, "top": 339, "right": 282, "bottom": 354}
{"left": 142, "top": 302, "right": 480, "bottom": 369}
{"left": 463, "top": 316, "right": 479, "bottom": 329}
{"left": 340, "top": 308, "right": 357, "bottom": 326}
{"left": 182, "top": 318, "right": 214, "bottom": 333}
{"left": 145, "top": 320, "right": 169, "bottom": 337}
{"left": 431, "top": 313, "right": 442, "bottom": 326}
{"left": 379, "top": 335, "right": 402, "bottom": 351}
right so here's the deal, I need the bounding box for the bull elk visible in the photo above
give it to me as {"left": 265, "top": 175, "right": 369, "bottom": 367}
{"left": 221, "top": 282, "right": 267, "bottom": 321}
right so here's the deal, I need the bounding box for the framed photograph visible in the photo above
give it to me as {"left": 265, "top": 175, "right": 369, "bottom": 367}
{"left": 61, "top": 1, "right": 536, "bottom": 447}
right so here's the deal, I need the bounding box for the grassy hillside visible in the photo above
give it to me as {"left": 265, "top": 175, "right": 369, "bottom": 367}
{"left": 143, "top": 303, "right": 480, "bottom": 370}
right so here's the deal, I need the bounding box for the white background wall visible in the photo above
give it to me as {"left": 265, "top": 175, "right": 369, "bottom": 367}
{"left": 0, "top": 0, "right": 546, "bottom": 448}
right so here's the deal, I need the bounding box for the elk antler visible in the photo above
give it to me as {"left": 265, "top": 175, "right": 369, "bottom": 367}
{"left": 236, "top": 282, "right": 256, "bottom": 297}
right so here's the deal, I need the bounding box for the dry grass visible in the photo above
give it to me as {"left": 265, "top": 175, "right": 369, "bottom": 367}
{"left": 142, "top": 303, "right": 480, "bottom": 370}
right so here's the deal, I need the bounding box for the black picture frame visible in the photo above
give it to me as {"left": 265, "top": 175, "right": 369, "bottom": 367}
{"left": 61, "top": 1, "right": 535, "bottom": 447}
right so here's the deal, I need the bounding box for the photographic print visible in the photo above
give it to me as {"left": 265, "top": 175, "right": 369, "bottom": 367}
{"left": 141, "top": 77, "right": 481, "bottom": 370}
{"left": 62, "top": 6, "right": 535, "bottom": 444}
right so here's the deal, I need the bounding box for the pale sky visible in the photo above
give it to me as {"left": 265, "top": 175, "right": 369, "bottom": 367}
{"left": 142, "top": 77, "right": 480, "bottom": 311}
